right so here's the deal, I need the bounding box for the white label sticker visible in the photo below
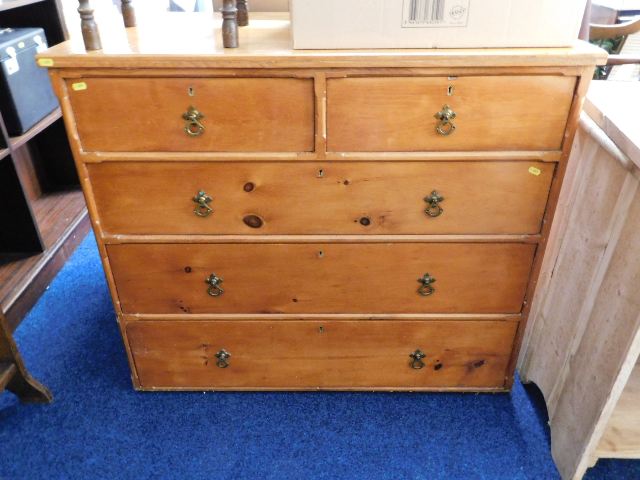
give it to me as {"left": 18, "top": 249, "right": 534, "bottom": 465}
{"left": 402, "top": 0, "right": 470, "bottom": 28}
{"left": 3, "top": 47, "right": 19, "bottom": 75}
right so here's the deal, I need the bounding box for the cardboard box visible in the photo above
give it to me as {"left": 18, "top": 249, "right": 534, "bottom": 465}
{"left": 290, "top": 0, "right": 588, "bottom": 49}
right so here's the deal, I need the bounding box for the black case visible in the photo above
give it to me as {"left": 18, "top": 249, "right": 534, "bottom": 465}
{"left": 0, "top": 27, "right": 58, "bottom": 136}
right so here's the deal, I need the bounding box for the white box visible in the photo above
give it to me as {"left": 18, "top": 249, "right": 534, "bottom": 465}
{"left": 289, "top": 0, "right": 588, "bottom": 49}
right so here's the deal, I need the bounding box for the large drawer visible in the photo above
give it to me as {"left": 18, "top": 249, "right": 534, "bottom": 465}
{"left": 67, "top": 77, "right": 315, "bottom": 152}
{"left": 327, "top": 76, "right": 575, "bottom": 152}
{"left": 89, "top": 161, "right": 553, "bottom": 235}
{"left": 126, "top": 320, "right": 518, "bottom": 390}
{"left": 107, "top": 243, "right": 535, "bottom": 314}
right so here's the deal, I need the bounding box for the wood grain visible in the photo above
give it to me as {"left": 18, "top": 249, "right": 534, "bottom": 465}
{"left": 327, "top": 76, "right": 576, "bottom": 152}
{"left": 107, "top": 242, "right": 536, "bottom": 315}
{"left": 67, "top": 77, "right": 315, "bottom": 152}
{"left": 596, "top": 364, "right": 640, "bottom": 459}
{"left": 126, "top": 319, "right": 518, "bottom": 390}
{"left": 36, "top": 13, "right": 608, "bottom": 69}
{"left": 87, "top": 161, "right": 554, "bottom": 236}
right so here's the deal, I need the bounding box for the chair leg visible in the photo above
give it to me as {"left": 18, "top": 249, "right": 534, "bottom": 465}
{"left": 222, "top": 0, "right": 239, "bottom": 48}
{"left": 78, "top": 0, "right": 102, "bottom": 51}
{"left": 7, "top": 370, "right": 52, "bottom": 404}
{"left": 237, "top": 0, "right": 249, "bottom": 27}
{"left": 121, "top": 0, "right": 136, "bottom": 28}
{"left": 1, "top": 315, "right": 52, "bottom": 404}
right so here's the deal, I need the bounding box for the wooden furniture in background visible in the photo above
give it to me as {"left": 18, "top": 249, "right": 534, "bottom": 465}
{"left": 0, "top": 0, "right": 89, "bottom": 333}
{"left": 519, "top": 81, "right": 640, "bottom": 479}
{"left": 0, "top": 313, "right": 51, "bottom": 403}
{"left": 37, "top": 13, "right": 605, "bottom": 391}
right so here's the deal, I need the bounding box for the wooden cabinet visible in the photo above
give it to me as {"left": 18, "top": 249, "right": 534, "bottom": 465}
{"left": 519, "top": 81, "right": 640, "bottom": 480}
{"left": 0, "top": 0, "right": 88, "bottom": 332}
{"left": 39, "top": 13, "right": 605, "bottom": 391}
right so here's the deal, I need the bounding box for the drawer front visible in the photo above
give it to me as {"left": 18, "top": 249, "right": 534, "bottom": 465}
{"left": 89, "top": 161, "right": 553, "bottom": 235}
{"left": 68, "top": 77, "right": 315, "bottom": 152}
{"left": 327, "top": 76, "right": 575, "bottom": 152}
{"left": 108, "top": 243, "right": 535, "bottom": 314}
{"left": 126, "top": 320, "right": 518, "bottom": 389}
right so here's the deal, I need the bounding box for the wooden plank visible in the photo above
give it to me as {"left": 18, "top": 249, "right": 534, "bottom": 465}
{"left": 596, "top": 363, "right": 640, "bottom": 458}
{"left": 30, "top": 189, "right": 86, "bottom": 249}
{"left": 327, "top": 76, "right": 576, "bottom": 152}
{"left": 523, "top": 128, "right": 627, "bottom": 404}
{"left": 9, "top": 108, "right": 61, "bottom": 151}
{"left": 67, "top": 78, "right": 315, "bottom": 153}
{"left": 78, "top": 150, "right": 563, "bottom": 163}
{"left": 1, "top": 210, "right": 90, "bottom": 331}
{"left": 583, "top": 81, "right": 640, "bottom": 169}
{"left": 103, "top": 234, "right": 541, "bottom": 245}
{"left": 107, "top": 242, "right": 536, "bottom": 315}
{"left": 87, "top": 161, "right": 554, "bottom": 236}
{"left": 36, "top": 13, "right": 608, "bottom": 69}
{"left": 126, "top": 319, "right": 518, "bottom": 390}
{"left": 549, "top": 176, "right": 640, "bottom": 479}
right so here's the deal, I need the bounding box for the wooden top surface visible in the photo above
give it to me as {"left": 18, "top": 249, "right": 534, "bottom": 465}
{"left": 584, "top": 81, "right": 640, "bottom": 170}
{"left": 38, "top": 12, "right": 607, "bottom": 69}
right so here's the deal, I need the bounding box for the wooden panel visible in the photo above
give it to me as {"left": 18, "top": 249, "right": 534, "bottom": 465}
{"left": 520, "top": 122, "right": 640, "bottom": 479}
{"left": 88, "top": 161, "right": 554, "bottom": 236}
{"left": 37, "top": 14, "right": 608, "bottom": 69}
{"left": 596, "top": 364, "right": 640, "bottom": 459}
{"left": 327, "top": 76, "right": 576, "bottom": 152}
{"left": 126, "top": 319, "right": 518, "bottom": 390}
{"left": 68, "top": 78, "right": 315, "bottom": 153}
{"left": 107, "top": 243, "right": 535, "bottom": 315}
{"left": 1, "top": 211, "right": 90, "bottom": 331}
{"left": 521, "top": 130, "right": 629, "bottom": 400}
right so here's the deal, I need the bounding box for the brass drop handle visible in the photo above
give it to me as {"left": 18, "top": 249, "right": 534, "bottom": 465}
{"left": 417, "top": 273, "right": 436, "bottom": 297}
{"left": 424, "top": 191, "right": 444, "bottom": 218}
{"left": 434, "top": 104, "right": 456, "bottom": 136}
{"left": 215, "top": 349, "right": 231, "bottom": 368}
{"left": 409, "top": 349, "right": 426, "bottom": 370}
{"left": 183, "top": 105, "right": 205, "bottom": 137}
{"left": 205, "top": 273, "right": 224, "bottom": 297}
{"left": 193, "top": 190, "right": 213, "bottom": 217}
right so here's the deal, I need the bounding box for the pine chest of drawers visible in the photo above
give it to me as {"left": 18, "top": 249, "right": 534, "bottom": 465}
{"left": 39, "top": 14, "right": 605, "bottom": 391}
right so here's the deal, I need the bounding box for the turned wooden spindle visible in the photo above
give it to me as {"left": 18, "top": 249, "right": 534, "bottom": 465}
{"left": 121, "top": 0, "right": 136, "bottom": 28}
{"left": 78, "top": 0, "right": 102, "bottom": 51}
{"left": 236, "top": 0, "right": 249, "bottom": 27}
{"left": 221, "top": 0, "right": 239, "bottom": 48}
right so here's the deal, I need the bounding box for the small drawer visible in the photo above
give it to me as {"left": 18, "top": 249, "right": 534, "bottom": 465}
{"left": 107, "top": 242, "right": 536, "bottom": 315}
{"left": 88, "top": 161, "right": 553, "bottom": 235}
{"left": 327, "top": 76, "right": 575, "bottom": 152}
{"left": 67, "top": 77, "right": 315, "bottom": 152}
{"left": 126, "top": 319, "right": 518, "bottom": 390}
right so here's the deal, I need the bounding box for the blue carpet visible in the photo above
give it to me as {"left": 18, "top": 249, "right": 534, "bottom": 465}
{"left": 1, "top": 234, "right": 638, "bottom": 480}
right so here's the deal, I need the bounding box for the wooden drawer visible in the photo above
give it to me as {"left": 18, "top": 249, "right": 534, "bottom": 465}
{"left": 107, "top": 243, "right": 535, "bottom": 314}
{"left": 67, "top": 77, "right": 315, "bottom": 152}
{"left": 89, "top": 161, "right": 553, "bottom": 235}
{"left": 327, "top": 76, "right": 575, "bottom": 152}
{"left": 126, "top": 320, "right": 518, "bottom": 390}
